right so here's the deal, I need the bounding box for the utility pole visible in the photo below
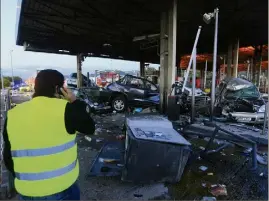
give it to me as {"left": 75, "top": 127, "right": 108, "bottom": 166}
{"left": 1, "top": 71, "right": 4, "bottom": 90}
{"left": 10, "top": 50, "right": 14, "bottom": 87}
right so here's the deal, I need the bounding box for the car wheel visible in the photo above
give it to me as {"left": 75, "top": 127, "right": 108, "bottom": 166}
{"left": 112, "top": 96, "right": 126, "bottom": 112}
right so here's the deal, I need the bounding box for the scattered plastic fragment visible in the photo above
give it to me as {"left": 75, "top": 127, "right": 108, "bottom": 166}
{"left": 243, "top": 148, "right": 253, "bottom": 154}
{"left": 259, "top": 172, "right": 264, "bottom": 177}
{"left": 116, "top": 135, "right": 125, "bottom": 140}
{"left": 221, "top": 152, "right": 226, "bottom": 156}
{"left": 113, "top": 110, "right": 117, "bottom": 114}
{"left": 99, "top": 158, "right": 119, "bottom": 163}
{"left": 199, "top": 166, "right": 208, "bottom": 171}
{"left": 96, "top": 138, "right": 104, "bottom": 143}
{"left": 133, "top": 194, "right": 143, "bottom": 198}
{"left": 256, "top": 154, "right": 268, "bottom": 165}
{"left": 201, "top": 196, "right": 216, "bottom": 201}
{"left": 210, "top": 184, "right": 227, "bottom": 197}
{"left": 207, "top": 173, "right": 214, "bottom": 176}
{"left": 84, "top": 136, "right": 92, "bottom": 142}
{"left": 199, "top": 146, "right": 205, "bottom": 150}
{"left": 134, "top": 108, "right": 143, "bottom": 113}
{"left": 201, "top": 183, "right": 207, "bottom": 188}
{"left": 197, "top": 156, "right": 202, "bottom": 160}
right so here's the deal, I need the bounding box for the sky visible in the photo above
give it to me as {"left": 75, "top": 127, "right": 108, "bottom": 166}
{"left": 1, "top": 0, "right": 157, "bottom": 79}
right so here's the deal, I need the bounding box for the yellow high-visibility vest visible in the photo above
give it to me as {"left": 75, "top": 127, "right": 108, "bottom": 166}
{"left": 7, "top": 97, "right": 79, "bottom": 197}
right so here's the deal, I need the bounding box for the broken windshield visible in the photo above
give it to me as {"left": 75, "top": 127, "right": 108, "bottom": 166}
{"left": 224, "top": 86, "right": 260, "bottom": 99}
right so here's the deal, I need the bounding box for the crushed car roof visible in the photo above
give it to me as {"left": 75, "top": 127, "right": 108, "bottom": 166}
{"left": 223, "top": 77, "right": 254, "bottom": 91}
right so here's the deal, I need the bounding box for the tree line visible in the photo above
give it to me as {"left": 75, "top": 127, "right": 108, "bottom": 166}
{"left": 0, "top": 76, "right": 23, "bottom": 89}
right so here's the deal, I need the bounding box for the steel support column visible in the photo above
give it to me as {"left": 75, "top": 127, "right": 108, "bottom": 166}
{"left": 140, "top": 60, "right": 145, "bottom": 77}
{"left": 232, "top": 39, "right": 239, "bottom": 78}
{"left": 76, "top": 54, "right": 83, "bottom": 88}
{"left": 159, "top": 12, "right": 169, "bottom": 113}
{"left": 159, "top": 0, "right": 177, "bottom": 113}
{"left": 167, "top": 0, "right": 177, "bottom": 91}
{"left": 227, "top": 44, "right": 233, "bottom": 77}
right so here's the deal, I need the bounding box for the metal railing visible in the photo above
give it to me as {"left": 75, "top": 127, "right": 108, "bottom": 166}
{"left": 0, "top": 89, "right": 14, "bottom": 199}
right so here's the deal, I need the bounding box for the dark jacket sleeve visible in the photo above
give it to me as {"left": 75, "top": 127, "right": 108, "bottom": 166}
{"left": 2, "top": 117, "right": 15, "bottom": 177}
{"left": 65, "top": 99, "right": 95, "bottom": 135}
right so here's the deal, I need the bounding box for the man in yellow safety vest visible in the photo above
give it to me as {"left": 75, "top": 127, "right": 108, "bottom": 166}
{"left": 3, "top": 69, "right": 95, "bottom": 200}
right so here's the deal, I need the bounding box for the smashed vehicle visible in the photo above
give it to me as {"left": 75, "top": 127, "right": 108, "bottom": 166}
{"left": 69, "top": 84, "right": 159, "bottom": 113}
{"left": 69, "top": 87, "right": 123, "bottom": 113}
{"left": 215, "top": 77, "right": 267, "bottom": 124}
{"left": 173, "top": 81, "right": 206, "bottom": 96}
{"left": 106, "top": 74, "right": 160, "bottom": 111}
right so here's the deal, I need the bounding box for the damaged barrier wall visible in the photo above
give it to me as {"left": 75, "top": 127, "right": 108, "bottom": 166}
{"left": 0, "top": 90, "right": 14, "bottom": 199}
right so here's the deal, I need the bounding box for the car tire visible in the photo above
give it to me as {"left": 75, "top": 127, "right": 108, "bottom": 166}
{"left": 112, "top": 96, "right": 126, "bottom": 113}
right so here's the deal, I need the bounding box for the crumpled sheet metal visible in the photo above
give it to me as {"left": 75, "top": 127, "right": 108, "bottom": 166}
{"left": 225, "top": 78, "right": 253, "bottom": 91}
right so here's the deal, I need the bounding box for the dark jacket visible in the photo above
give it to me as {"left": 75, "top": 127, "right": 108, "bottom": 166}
{"left": 3, "top": 99, "right": 95, "bottom": 177}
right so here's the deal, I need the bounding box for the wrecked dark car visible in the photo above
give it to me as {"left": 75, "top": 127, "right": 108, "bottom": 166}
{"left": 69, "top": 84, "right": 159, "bottom": 113}
{"left": 215, "top": 77, "right": 267, "bottom": 124}
{"left": 69, "top": 87, "right": 123, "bottom": 113}
{"left": 106, "top": 75, "right": 160, "bottom": 110}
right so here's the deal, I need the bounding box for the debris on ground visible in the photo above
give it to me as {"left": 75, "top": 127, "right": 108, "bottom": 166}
{"left": 84, "top": 136, "right": 92, "bottom": 142}
{"left": 256, "top": 154, "right": 268, "bottom": 165}
{"left": 207, "top": 173, "right": 214, "bottom": 176}
{"left": 199, "top": 166, "right": 208, "bottom": 171}
{"left": 98, "top": 158, "right": 120, "bottom": 164}
{"left": 96, "top": 138, "right": 104, "bottom": 143}
{"left": 210, "top": 184, "right": 227, "bottom": 197}
{"left": 133, "top": 193, "right": 143, "bottom": 198}
{"left": 199, "top": 146, "right": 205, "bottom": 150}
{"left": 201, "top": 183, "right": 207, "bottom": 188}
{"left": 201, "top": 196, "right": 217, "bottom": 201}
{"left": 116, "top": 135, "right": 125, "bottom": 140}
{"left": 243, "top": 147, "right": 253, "bottom": 154}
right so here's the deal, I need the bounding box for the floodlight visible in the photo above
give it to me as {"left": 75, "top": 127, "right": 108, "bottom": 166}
{"left": 203, "top": 13, "right": 214, "bottom": 24}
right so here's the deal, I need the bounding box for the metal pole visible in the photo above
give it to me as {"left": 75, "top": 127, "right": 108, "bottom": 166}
{"left": 223, "top": 56, "right": 225, "bottom": 80}
{"left": 1, "top": 70, "right": 4, "bottom": 90}
{"left": 76, "top": 54, "right": 82, "bottom": 88}
{"left": 204, "top": 60, "right": 207, "bottom": 90}
{"left": 10, "top": 50, "right": 14, "bottom": 87}
{"left": 87, "top": 72, "right": 90, "bottom": 87}
{"left": 182, "top": 26, "right": 202, "bottom": 92}
{"left": 258, "top": 56, "right": 262, "bottom": 88}
{"left": 261, "top": 103, "right": 267, "bottom": 135}
{"left": 95, "top": 70, "right": 98, "bottom": 85}
{"left": 247, "top": 61, "right": 250, "bottom": 80}
{"left": 232, "top": 39, "right": 239, "bottom": 78}
{"left": 210, "top": 8, "right": 219, "bottom": 122}
{"left": 191, "top": 48, "right": 197, "bottom": 123}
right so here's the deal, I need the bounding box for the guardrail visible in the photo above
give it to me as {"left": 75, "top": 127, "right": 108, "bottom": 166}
{"left": 0, "top": 89, "right": 14, "bottom": 199}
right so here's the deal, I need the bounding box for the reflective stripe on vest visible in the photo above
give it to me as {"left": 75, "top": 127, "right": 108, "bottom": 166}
{"left": 11, "top": 140, "right": 76, "bottom": 157}
{"left": 16, "top": 160, "right": 77, "bottom": 181}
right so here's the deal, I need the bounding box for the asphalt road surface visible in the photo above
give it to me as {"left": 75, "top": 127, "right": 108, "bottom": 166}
{"left": 11, "top": 95, "right": 31, "bottom": 104}
{"left": 8, "top": 95, "right": 268, "bottom": 200}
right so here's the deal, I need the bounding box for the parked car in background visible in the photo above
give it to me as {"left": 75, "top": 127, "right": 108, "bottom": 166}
{"left": 66, "top": 73, "right": 93, "bottom": 88}
{"left": 215, "top": 77, "right": 267, "bottom": 124}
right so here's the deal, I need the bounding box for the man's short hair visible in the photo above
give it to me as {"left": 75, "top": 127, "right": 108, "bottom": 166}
{"left": 33, "top": 69, "right": 64, "bottom": 98}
